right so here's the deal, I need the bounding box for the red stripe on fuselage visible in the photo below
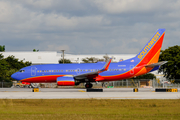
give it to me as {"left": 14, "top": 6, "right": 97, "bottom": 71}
{"left": 20, "top": 75, "right": 64, "bottom": 83}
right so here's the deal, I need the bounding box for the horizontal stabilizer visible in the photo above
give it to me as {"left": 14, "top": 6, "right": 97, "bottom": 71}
{"left": 145, "top": 61, "right": 168, "bottom": 68}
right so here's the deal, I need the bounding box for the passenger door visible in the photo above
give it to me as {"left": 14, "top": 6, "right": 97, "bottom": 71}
{"left": 31, "top": 67, "right": 36, "bottom": 76}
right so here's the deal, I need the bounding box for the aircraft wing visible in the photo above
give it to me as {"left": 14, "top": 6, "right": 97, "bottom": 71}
{"left": 145, "top": 61, "right": 168, "bottom": 68}
{"left": 74, "top": 58, "right": 112, "bottom": 79}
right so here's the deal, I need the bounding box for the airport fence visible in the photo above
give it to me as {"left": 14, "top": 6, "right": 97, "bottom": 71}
{"left": 100, "top": 79, "right": 180, "bottom": 88}
{"left": 0, "top": 81, "right": 13, "bottom": 88}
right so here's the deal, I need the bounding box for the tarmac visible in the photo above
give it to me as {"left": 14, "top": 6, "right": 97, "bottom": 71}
{"left": 0, "top": 88, "right": 180, "bottom": 99}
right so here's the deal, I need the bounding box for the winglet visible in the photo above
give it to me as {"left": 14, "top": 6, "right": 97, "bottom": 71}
{"left": 100, "top": 58, "right": 112, "bottom": 72}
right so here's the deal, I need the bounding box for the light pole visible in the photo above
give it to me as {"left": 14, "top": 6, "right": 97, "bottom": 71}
{"left": 61, "top": 50, "right": 65, "bottom": 64}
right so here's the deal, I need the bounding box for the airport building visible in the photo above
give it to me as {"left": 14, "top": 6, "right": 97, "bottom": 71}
{"left": 0, "top": 51, "right": 136, "bottom": 64}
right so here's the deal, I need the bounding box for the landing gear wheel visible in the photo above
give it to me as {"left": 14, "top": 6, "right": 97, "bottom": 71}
{"left": 85, "top": 83, "right": 93, "bottom": 88}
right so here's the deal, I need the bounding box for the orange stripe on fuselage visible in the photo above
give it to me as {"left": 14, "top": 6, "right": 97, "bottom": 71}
{"left": 134, "top": 48, "right": 161, "bottom": 77}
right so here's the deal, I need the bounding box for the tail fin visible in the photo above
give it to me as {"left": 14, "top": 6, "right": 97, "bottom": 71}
{"left": 135, "top": 29, "right": 165, "bottom": 65}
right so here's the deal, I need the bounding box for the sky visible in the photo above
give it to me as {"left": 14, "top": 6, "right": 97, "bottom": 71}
{"left": 0, "top": 0, "right": 180, "bottom": 54}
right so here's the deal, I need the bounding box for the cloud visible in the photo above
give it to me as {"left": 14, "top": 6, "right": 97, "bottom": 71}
{"left": 0, "top": 0, "right": 180, "bottom": 54}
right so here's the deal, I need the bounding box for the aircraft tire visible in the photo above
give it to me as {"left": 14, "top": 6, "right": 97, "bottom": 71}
{"left": 85, "top": 83, "right": 93, "bottom": 88}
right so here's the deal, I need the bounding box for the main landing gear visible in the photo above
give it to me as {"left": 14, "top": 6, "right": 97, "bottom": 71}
{"left": 28, "top": 83, "right": 39, "bottom": 88}
{"left": 85, "top": 82, "right": 93, "bottom": 88}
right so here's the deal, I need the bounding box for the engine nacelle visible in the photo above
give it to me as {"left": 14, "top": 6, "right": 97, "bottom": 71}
{"left": 57, "top": 76, "right": 75, "bottom": 86}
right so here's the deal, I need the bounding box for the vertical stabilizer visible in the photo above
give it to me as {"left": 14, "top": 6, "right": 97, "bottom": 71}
{"left": 135, "top": 29, "right": 165, "bottom": 65}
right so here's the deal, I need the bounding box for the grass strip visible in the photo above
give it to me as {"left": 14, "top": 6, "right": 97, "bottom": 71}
{"left": 0, "top": 99, "right": 180, "bottom": 120}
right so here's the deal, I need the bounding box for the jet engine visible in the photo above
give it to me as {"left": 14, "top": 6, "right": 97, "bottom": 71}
{"left": 57, "top": 76, "right": 75, "bottom": 86}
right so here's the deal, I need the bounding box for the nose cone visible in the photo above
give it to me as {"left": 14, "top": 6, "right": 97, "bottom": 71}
{"left": 11, "top": 73, "right": 18, "bottom": 80}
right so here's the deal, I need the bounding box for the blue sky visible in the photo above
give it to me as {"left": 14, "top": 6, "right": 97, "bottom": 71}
{"left": 0, "top": 0, "right": 180, "bottom": 54}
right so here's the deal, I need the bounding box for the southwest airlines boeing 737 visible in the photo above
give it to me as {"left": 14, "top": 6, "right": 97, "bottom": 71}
{"left": 11, "top": 29, "right": 167, "bottom": 88}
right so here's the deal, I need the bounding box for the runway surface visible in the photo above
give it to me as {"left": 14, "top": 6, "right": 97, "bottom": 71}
{"left": 0, "top": 88, "right": 180, "bottom": 99}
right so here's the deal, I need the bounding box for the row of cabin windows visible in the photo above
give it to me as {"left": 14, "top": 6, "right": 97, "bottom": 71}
{"left": 37, "top": 69, "right": 126, "bottom": 73}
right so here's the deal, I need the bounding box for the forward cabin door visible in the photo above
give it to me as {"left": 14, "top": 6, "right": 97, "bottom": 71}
{"left": 31, "top": 67, "right": 36, "bottom": 76}
{"left": 130, "top": 65, "right": 134, "bottom": 75}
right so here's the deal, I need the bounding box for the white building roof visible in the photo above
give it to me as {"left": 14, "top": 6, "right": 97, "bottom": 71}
{"left": 0, "top": 51, "right": 136, "bottom": 64}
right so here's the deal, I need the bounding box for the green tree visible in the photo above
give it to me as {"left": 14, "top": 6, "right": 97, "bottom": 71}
{"left": 82, "top": 57, "right": 99, "bottom": 63}
{"left": 33, "top": 49, "right": 39, "bottom": 52}
{"left": 133, "top": 73, "right": 156, "bottom": 79}
{"left": 82, "top": 54, "right": 111, "bottom": 63}
{"left": 59, "top": 59, "right": 72, "bottom": 64}
{"left": 0, "top": 45, "right": 5, "bottom": 52}
{"left": 103, "top": 55, "right": 110, "bottom": 62}
{"left": 158, "top": 45, "right": 180, "bottom": 80}
{"left": 0, "top": 54, "right": 31, "bottom": 82}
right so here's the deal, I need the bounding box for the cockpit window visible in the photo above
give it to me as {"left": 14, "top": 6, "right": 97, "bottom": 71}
{"left": 19, "top": 70, "right": 25, "bottom": 73}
